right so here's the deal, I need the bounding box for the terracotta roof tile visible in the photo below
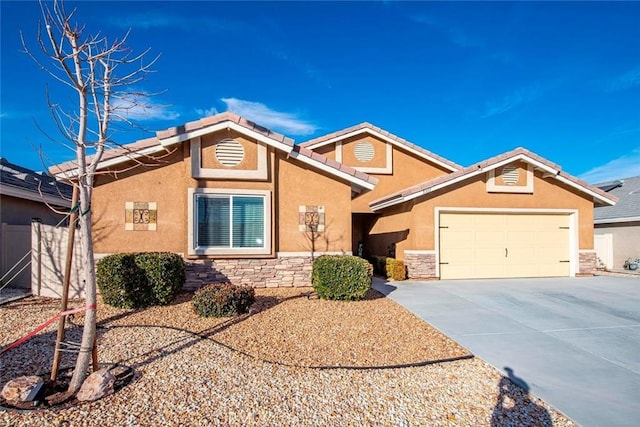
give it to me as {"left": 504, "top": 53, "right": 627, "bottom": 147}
{"left": 50, "top": 137, "right": 161, "bottom": 174}
{"left": 152, "top": 112, "right": 295, "bottom": 147}
{"left": 49, "top": 112, "right": 377, "bottom": 189}
{"left": 291, "top": 144, "right": 378, "bottom": 187}
{"left": 299, "top": 122, "right": 462, "bottom": 171}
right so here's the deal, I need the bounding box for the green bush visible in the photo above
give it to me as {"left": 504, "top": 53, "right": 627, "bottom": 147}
{"left": 386, "top": 258, "right": 406, "bottom": 281}
{"left": 312, "top": 255, "right": 372, "bottom": 301}
{"left": 135, "top": 252, "right": 185, "bottom": 305}
{"left": 97, "top": 252, "right": 185, "bottom": 309}
{"left": 97, "top": 254, "right": 149, "bottom": 309}
{"left": 193, "top": 283, "right": 256, "bottom": 317}
{"left": 370, "top": 256, "right": 388, "bottom": 277}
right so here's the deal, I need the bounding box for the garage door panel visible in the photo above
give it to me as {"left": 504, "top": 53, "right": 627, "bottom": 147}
{"left": 440, "top": 212, "right": 571, "bottom": 280}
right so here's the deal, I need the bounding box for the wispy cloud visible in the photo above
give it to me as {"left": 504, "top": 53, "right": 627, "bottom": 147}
{"left": 605, "top": 65, "right": 640, "bottom": 92}
{"left": 111, "top": 94, "right": 180, "bottom": 122}
{"left": 195, "top": 107, "right": 218, "bottom": 117}
{"left": 579, "top": 147, "right": 640, "bottom": 183}
{"left": 221, "top": 98, "right": 317, "bottom": 136}
{"left": 482, "top": 85, "right": 541, "bottom": 118}
{"left": 108, "top": 13, "right": 231, "bottom": 32}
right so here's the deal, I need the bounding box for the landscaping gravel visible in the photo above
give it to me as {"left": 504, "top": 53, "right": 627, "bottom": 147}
{"left": 1, "top": 288, "right": 576, "bottom": 426}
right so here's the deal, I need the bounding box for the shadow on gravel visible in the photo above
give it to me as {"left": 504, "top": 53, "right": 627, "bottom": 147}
{"left": 102, "top": 290, "right": 314, "bottom": 371}
{"left": 491, "top": 367, "right": 553, "bottom": 426}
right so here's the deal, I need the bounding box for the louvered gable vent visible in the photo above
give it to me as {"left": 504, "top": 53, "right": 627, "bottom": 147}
{"left": 215, "top": 138, "right": 244, "bottom": 167}
{"left": 502, "top": 165, "right": 519, "bottom": 185}
{"left": 354, "top": 141, "right": 375, "bottom": 162}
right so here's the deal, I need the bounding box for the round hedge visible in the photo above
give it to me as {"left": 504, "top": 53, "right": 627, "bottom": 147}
{"left": 312, "top": 255, "right": 372, "bottom": 301}
{"left": 193, "top": 283, "right": 256, "bottom": 317}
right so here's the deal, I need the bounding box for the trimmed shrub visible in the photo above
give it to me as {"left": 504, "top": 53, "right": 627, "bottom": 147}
{"left": 370, "top": 256, "right": 388, "bottom": 277}
{"left": 312, "top": 255, "right": 372, "bottom": 301}
{"left": 97, "top": 252, "right": 186, "bottom": 309}
{"left": 386, "top": 258, "right": 406, "bottom": 281}
{"left": 135, "top": 252, "right": 185, "bottom": 305}
{"left": 193, "top": 283, "right": 256, "bottom": 317}
{"left": 97, "top": 254, "right": 149, "bottom": 309}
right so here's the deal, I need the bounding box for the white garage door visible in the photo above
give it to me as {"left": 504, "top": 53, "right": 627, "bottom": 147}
{"left": 439, "top": 212, "right": 571, "bottom": 280}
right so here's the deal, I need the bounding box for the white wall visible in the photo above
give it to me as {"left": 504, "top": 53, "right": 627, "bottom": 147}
{"left": 595, "top": 222, "right": 640, "bottom": 269}
{"left": 31, "top": 223, "right": 85, "bottom": 299}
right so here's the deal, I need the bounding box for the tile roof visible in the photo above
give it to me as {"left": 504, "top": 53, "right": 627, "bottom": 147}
{"left": 300, "top": 122, "right": 462, "bottom": 171}
{"left": 50, "top": 137, "right": 161, "bottom": 174}
{"left": 49, "top": 112, "right": 376, "bottom": 190}
{"left": 1, "top": 157, "right": 73, "bottom": 203}
{"left": 594, "top": 175, "right": 640, "bottom": 222}
{"left": 156, "top": 112, "right": 295, "bottom": 147}
{"left": 291, "top": 145, "right": 378, "bottom": 187}
{"left": 370, "top": 147, "right": 617, "bottom": 210}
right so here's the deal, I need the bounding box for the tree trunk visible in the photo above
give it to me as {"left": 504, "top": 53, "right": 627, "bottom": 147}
{"left": 67, "top": 185, "right": 97, "bottom": 393}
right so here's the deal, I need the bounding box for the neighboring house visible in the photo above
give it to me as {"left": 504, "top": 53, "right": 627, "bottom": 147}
{"left": 50, "top": 112, "right": 616, "bottom": 287}
{"left": 593, "top": 176, "right": 640, "bottom": 269}
{"left": 0, "top": 158, "right": 73, "bottom": 290}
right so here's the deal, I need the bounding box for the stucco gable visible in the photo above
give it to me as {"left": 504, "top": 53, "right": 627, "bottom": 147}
{"left": 300, "top": 122, "right": 461, "bottom": 172}
{"left": 370, "top": 147, "right": 617, "bottom": 211}
{"left": 49, "top": 112, "right": 377, "bottom": 191}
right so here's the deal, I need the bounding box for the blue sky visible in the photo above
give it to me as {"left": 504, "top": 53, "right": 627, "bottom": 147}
{"left": 1, "top": 1, "right": 639, "bottom": 183}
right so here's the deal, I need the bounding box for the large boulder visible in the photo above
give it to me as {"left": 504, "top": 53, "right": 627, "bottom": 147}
{"left": 1, "top": 375, "right": 43, "bottom": 403}
{"left": 76, "top": 368, "right": 115, "bottom": 402}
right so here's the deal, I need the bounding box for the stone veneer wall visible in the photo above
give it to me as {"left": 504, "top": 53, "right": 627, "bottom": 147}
{"left": 404, "top": 252, "right": 437, "bottom": 279}
{"left": 184, "top": 256, "right": 313, "bottom": 290}
{"left": 578, "top": 251, "right": 596, "bottom": 276}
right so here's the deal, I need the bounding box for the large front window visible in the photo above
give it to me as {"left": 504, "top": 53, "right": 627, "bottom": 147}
{"left": 189, "top": 189, "right": 270, "bottom": 255}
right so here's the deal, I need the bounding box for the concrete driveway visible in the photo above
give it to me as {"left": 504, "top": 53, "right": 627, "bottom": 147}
{"left": 373, "top": 276, "right": 640, "bottom": 427}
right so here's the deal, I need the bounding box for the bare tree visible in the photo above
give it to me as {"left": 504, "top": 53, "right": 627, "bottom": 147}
{"left": 22, "top": 0, "right": 157, "bottom": 393}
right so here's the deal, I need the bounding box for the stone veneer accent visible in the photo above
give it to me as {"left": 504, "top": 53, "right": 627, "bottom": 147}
{"left": 404, "top": 252, "right": 437, "bottom": 279}
{"left": 184, "top": 256, "right": 314, "bottom": 290}
{"left": 579, "top": 251, "right": 597, "bottom": 276}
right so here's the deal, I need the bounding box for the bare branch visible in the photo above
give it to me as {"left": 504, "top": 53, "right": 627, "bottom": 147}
{"left": 23, "top": 0, "right": 160, "bottom": 393}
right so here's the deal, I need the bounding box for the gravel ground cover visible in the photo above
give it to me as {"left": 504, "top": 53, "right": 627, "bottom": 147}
{"left": 1, "top": 288, "right": 576, "bottom": 426}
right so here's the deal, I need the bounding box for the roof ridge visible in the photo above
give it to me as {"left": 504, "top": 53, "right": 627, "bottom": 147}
{"left": 299, "top": 122, "right": 462, "bottom": 170}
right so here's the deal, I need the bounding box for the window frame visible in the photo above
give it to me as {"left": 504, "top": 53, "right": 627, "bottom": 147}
{"left": 188, "top": 188, "right": 271, "bottom": 256}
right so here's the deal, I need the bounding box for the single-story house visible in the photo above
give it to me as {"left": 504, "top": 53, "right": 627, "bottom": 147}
{"left": 50, "top": 112, "right": 616, "bottom": 287}
{"left": 593, "top": 176, "right": 640, "bottom": 269}
{"left": 1, "top": 157, "right": 73, "bottom": 290}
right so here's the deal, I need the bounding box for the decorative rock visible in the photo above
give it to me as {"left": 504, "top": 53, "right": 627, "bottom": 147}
{"left": 76, "top": 368, "right": 115, "bottom": 402}
{"left": 1, "top": 375, "right": 43, "bottom": 403}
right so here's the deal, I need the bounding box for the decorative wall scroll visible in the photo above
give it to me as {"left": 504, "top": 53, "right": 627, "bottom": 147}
{"left": 125, "top": 202, "right": 157, "bottom": 231}
{"left": 299, "top": 205, "right": 325, "bottom": 232}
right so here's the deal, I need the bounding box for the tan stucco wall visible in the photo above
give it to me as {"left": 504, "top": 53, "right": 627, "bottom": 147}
{"left": 315, "top": 135, "right": 452, "bottom": 213}
{"left": 276, "top": 152, "right": 352, "bottom": 253}
{"left": 200, "top": 131, "right": 259, "bottom": 170}
{"left": 371, "top": 171, "right": 596, "bottom": 260}
{"left": 313, "top": 144, "right": 335, "bottom": 160}
{"left": 92, "top": 146, "right": 192, "bottom": 254}
{"left": 341, "top": 135, "right": 389, "bottom": 169}
{"left": 91, "top": 133, "right": 354, "bottom": 257}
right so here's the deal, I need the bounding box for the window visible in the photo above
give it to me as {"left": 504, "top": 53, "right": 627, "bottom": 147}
{"left": 188, "top": 189, "right": 271, "bottom": 255}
